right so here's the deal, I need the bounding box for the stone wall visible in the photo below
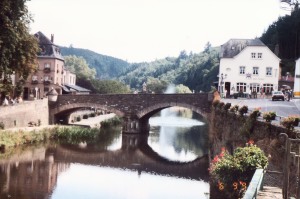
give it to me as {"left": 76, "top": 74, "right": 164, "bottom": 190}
{"left": 209, "top": 108, "right": 292, "bottom": 159}
{"left": 0, "top": 99, "right": 49, "bottom": 129}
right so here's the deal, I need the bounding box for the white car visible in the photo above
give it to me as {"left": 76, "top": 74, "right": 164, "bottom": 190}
{"left": 271, "top": 91, "right": 285, "bottom": 101}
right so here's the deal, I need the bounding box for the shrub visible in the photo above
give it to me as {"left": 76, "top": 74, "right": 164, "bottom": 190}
{"left": 223, "top": 103, "right": 231, "bottom": 112}
{"left": 83, "top": 114, "right": 89, "bottom": 119}
{"left": 76, "top": 116, "right": 81, "bottom": 122}
{"left": 249, "top": 108, "right": 261, "bottom": 120}
{"left": 229, "top": 105, "right": 239, "bottom": 113}
{"left": 281, "top": 115, "right": 300, "bottom": 131}
{"left": 89, "top": 112, "right": 96, "bottom": 117}
{"left": 238, "top": 105, "right": 248, "bottom": 116}
{"left": 263, "top": 111, "right": 276, "bottom": 122}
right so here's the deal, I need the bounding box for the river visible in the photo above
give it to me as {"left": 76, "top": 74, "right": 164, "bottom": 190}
{"left": 0, "top": 107, "right": 210, "bottom": 199}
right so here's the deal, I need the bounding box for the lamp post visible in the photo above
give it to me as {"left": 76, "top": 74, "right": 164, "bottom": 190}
{"left": 218, "top": 73, "right": 227, "bottom": 98}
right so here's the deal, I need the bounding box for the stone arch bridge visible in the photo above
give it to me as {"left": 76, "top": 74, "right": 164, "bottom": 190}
{"left": 49, "top": 93, "right": 213, "bottom": 133}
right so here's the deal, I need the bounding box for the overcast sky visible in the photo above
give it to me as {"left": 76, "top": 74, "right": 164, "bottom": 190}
{"left": 27, "top": 0, "right": 290, "bottom": 62}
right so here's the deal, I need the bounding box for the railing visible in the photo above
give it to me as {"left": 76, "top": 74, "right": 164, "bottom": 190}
{"left": 280, "top": 132, "right": 300, "bottom": 199}
{"left": 242, "top": 169, "right": 264, "bottom": 199}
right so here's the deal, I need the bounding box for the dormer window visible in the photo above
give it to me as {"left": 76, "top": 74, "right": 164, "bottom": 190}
{"left": 32, "top": 76, "right": 38, "bottom": 81}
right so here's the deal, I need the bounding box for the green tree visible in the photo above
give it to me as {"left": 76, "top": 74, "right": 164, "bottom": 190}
{"left": 0, "top": 0, "right": 39, "bottom": 99}
{"left": 64, "top": 55, "right": 96, "bottom": 80}
{"left": 146, "top": 77, "right": 168, "bottom": 93}
{"left": 91, "top": 79, "right": 130, "bottom": 94}
{"left": 175, "top": 84, "right": 192, "bottom": 93}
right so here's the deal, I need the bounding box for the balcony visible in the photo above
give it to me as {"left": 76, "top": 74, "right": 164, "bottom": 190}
{"left": 44, "top": 68, "right": 51, "bottom": 73}
{"left": 43, "top": 80, "right": 52, "bottom": 85}
{"left": 31, "top": 80, "right": 38, "bottom": 84}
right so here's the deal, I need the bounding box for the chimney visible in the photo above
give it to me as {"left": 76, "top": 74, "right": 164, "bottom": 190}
{"left": 51, "top": 34, "right": 54, "bottom": 43}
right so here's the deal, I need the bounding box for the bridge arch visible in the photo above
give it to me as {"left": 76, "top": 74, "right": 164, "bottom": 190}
{"left": 50, "top": 102, "right": 125, "bottom": 124}
{"left": 136, "top": 102, "right": 209, "bottom": 120}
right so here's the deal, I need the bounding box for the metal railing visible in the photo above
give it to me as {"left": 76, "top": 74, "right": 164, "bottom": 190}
{"left": 242, "top": 169, "right": 264, "bottom": 199}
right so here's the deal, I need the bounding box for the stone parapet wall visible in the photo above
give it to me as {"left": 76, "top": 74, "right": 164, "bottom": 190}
{"left": 0, "top": 99, "right": 49, "bottom": 129}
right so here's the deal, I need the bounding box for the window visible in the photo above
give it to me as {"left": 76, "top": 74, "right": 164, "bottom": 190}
{"left": 258, "top": 53, "right": 262, "bottom": 58}
{"left": 251, "top": 53, "right": 256, "bottom": 58}
{"left": 237, "top": 82, "right": 246, "bottom": 92}
{"left": 240, "top": 66, "right": 245, "bottom": 74}
{"left": 266, "top": 67, "right": 272, "bottom": 76}
{"left": 262, "top": 84, "right": 273, "bottom": 94}
{"left": 250, "top": 83, "right": 260, "bottom": 93}
{"left": 44, "top": 63, "right": 50, "bottom": 69}
{"left": 32, "top": 76, "right": 38, "bottom": 81}
{"left": 253, "top": 67, "right": 259, "bottom": 75}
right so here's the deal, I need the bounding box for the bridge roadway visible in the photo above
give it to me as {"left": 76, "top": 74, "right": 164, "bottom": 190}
{"left": 49, "top": 93, "right": 213, "bottom": 133}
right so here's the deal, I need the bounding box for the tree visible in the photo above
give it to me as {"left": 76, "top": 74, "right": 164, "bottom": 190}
{"left": 64, "top": 55, "right": 96, "bottom": 80}
{"left": 0, "top": 0, "right": 39, "bottom": 99}
{"left": 175, "top": 84, "right": 192, "bottom": 93}
{"left": 91, "top": 79, "right": 130, "bottom": 94}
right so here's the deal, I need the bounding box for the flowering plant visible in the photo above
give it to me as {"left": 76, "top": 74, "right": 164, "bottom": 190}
{"left": 209, "top": 141, "right": 268, "bottom": 198}
{"left": 249, "top": 108, "right": 261, "bottom": 119}
{"left": 262, "top": 111, "right": 276, "bottom": 122}
{"left": 281, "top": 115, "right": 300, "bottom": 131}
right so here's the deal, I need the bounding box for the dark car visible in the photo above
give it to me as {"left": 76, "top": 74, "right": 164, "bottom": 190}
{"left": 271, "top": 91, "right": 285, "bottom": 101}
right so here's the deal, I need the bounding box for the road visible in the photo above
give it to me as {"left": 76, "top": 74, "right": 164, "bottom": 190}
{"left": 221, "top": 98, "right": 300, "bottom": 131}
{"left": 221, "top": 98, "right": 300, "bottom": 118}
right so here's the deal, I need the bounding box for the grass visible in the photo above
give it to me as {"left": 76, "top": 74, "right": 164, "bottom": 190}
{"left": 100, "top": 117, "right": 122, "bottom": 128}
{"left": 0, "top": 126, "right": 100, "bottom": 150}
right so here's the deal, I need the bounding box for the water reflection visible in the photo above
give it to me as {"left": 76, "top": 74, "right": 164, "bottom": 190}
{"left": 149, "top": 107, "right": 208, "bottom": 161}
{"left": 0, "top": 109, "right": 210, "bottom": 199}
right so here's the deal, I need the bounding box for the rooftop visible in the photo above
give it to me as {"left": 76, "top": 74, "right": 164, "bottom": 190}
{"left": 220, "top": 38, "right": 266, "bottom": 58}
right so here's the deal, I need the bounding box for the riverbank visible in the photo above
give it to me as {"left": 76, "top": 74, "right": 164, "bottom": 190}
{"left": 0, "top": 113, "right": 117, "bottom": 151}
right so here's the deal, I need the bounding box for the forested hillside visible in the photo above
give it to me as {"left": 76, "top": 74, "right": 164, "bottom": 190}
{"left": 60, "top": 4, "right": 300, "bottom": 93}
{"left": 60, "top": 46, "right": 131, "bottom": 79}
{"left": 260, "top": 6, "right": 300, "bottom": 74}
{"left": 118, "top": 45, "right": 220, "bottom": 93}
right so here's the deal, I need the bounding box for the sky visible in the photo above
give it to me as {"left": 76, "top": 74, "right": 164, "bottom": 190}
{"left": 27, "top": 0, "right": 290, "bottom": 62}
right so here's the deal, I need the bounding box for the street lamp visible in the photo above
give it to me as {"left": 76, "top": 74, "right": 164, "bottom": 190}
{"left": 218, "top": 73, "right": 227, "bottom": 98}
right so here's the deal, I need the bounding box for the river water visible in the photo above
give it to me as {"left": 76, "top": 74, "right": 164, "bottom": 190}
{"left": 0, "top": 107, "right": 210, "bottom": 199}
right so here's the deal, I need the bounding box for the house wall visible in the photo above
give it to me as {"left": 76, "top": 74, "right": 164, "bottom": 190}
{"left": 23, "top": 58, "right": 65, "bottom": 99}
{"left": 219, "top": 46, "right": 280, "bottom": 96}
{"left": 0, "top": 99, "right": 49, "bottom": 129}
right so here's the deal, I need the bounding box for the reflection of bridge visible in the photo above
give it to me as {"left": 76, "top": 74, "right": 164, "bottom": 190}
{"left": 48, "top": 134, "right": 209, "bottom": 181}
{"left": 0, "top": 134, "right": 209, "bottom": 199}
{"left": 49, "top": 93, "right": 213, "bottom": 133}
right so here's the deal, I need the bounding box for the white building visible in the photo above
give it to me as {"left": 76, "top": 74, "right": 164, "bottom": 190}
{"left": 219, "top": 38, "right": 280, "bottom": 97}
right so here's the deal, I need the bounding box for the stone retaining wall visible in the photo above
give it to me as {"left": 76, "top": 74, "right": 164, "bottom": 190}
{"left": 0, "top": 99, "right": 49, "bottom": 129}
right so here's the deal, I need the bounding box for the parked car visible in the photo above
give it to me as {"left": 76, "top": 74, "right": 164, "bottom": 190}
{"left": 271, "top": 91, "right": 285, "bottom": 101}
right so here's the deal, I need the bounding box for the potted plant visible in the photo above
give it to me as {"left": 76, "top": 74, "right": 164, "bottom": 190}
{"left": 238, "top": 105, "right": 248, "bottom": 116}
{"left": 263, "top": 111, "right": 276, "bottom": 122}
{"left": 209, "top": 141, "right": 268, "bottom": 199}
{"left": 281, "top": 115, "right": 300, "bottom": 131}
{"left": 249, "top": 108, "right": 261, "bottom": 120}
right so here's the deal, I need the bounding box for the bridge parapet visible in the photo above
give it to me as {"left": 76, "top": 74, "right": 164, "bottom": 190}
{"left": 49, "top": 93, "right": 213, "bottom": 133}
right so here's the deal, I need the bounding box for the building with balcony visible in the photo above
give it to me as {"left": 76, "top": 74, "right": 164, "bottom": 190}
{"left": 219, "top": 38, "right": 281, "bottom": 98}
{"left": 22, "top": 32, "right": 89, "bottom": 100}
